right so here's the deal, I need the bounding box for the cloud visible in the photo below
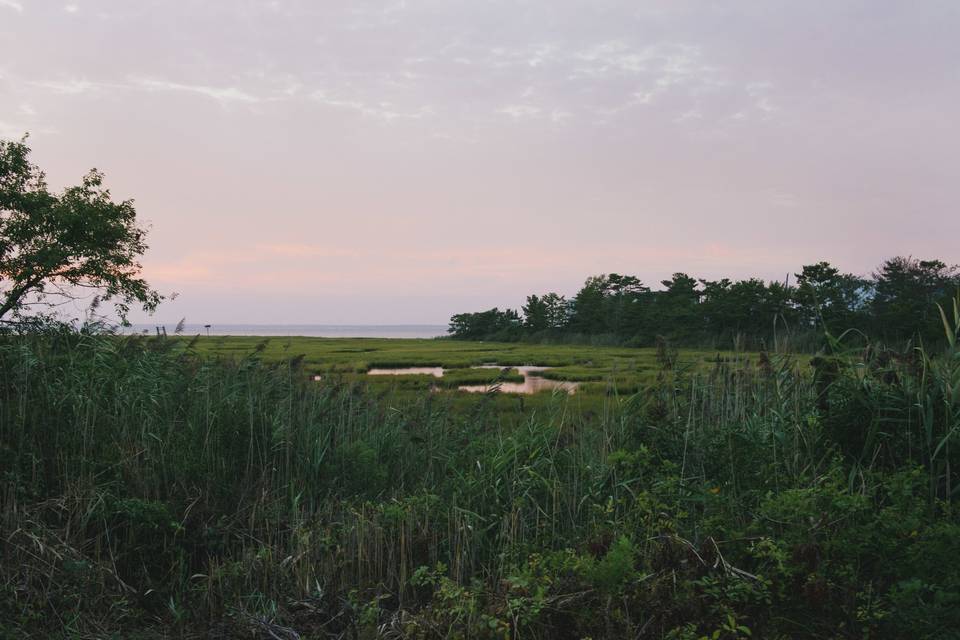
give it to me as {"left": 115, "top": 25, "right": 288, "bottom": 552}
{"left": 0, "top": 0, "right": 22, "bottom": 13}
{"left": 495, "top": 103, "right": 572, "bottom": 124}
{"left": 310, "top": 91, "right": 433, "bottom": 122}
{"left": 497, "top": 104, "right": 541, "bottom": 119}
{"left": 26, "top": 72, "right": 305, "bottom": 108}
{"left": 746, "top": 81, "right": 778, "bottom": 115}
{"left": 477, "top": 42, "right": 562, "bottom": 71}
{"left": 8, "top": 18, "right": 763, "bottom": 135}
{"left": 524, "top": 43, "right": 557, "bottom": 68}
{"left": 64, "top": 4, "right": 79, "bottom": 13}
{"left": 573, "top": 41, "right": 659, "bottom": 76}
{"left": 343, "top": 0, "right": 409, "bottom": 30}
{"left": 130, "top": 77, "right": 261, "bottom": 104}
{"left": 558, "top": 41, "right": 734, "bottom": 121}
{"left": 674, "top": 108, "right": 702, "bottom": 123}
{"left": 572, "top": 41, "right": 709, "bottom": 86}
{"left": 30, "top": 78, "right": 97, "bottom": 94}
{"left": 27, "top": 76, "right": 267, "bottom": 106}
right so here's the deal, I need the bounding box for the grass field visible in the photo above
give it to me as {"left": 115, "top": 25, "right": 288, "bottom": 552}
{"left": 185, "top": 335, "right": 783, "bottom": 418}
{"left": 188, "top": 334, "right": 778, "bottom": 389}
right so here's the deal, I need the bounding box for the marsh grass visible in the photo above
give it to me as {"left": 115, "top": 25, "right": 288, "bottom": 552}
{"left": 1, "top": 326, "right": 958, "bottom": 638}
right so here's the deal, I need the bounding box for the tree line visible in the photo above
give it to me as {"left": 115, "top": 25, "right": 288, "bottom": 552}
{"left": 448, "top": 258, "right": 960, "bottom": 347}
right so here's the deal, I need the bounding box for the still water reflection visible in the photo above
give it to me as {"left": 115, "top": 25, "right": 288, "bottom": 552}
{"left": 364, "top": 365, "right": 578, "bottom": 395}
{"left": 458, "top": 366, "right": 577, "bottom": 395}
{"left": 367, "top": 367, "right": 445, "bottom": 378}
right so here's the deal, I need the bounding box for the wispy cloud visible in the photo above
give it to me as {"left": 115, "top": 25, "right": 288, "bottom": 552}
{"left": 342, "top": 0, "right": 409, "bottom": 30}
{"left": 460, "top": 40, "right": 737, "bottom": 125}
{"left": 130, "top": 77, "right": 261, "bottom": 104}
{"left": 497, "top": 104, "right": 542, "bottom": 119}
{"left": 495, "top": 104, "right": 572, "bottom": 124}
{"left": 746, "top": 82, "right": 777, "bottom": 115}
{"left": 310, "top": 91, "right": 433, "bottom": 122}
{"left": 674, "top": 108, "right": 703, "bottom": 123}
{"left": 25, "top": 73, "right": 293, "bottom": 107}
{"left": 573, "top": 41, "right": 660, "bottom": 76}
{"left": 12, "top": 24, "right": 768, "bottom": 132}
{"left": 0, "top": 0, "right": 23, "bottom": 13}
{"left": 30, "top": 78, "right": 98, "bottom": 94}
{"left": 488, "top": 43, "right": 558, "bottom": 68}
{"left": 572, "top": 41, "right": 709, "bottom": 86}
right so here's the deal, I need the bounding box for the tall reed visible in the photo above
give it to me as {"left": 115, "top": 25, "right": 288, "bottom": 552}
{"left": 2, "top": 328, "right": 957, "bottom": 638}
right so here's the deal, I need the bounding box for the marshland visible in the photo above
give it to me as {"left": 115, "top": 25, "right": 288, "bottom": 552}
{"left": 4, "top": 292, "right": 960, "bottom": 637}
{"left": 4, "top": 2, "right": 960, "bottom": 637}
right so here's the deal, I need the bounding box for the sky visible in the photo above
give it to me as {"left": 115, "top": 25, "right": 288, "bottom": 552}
{"left": 1, "top": 0, "right": 958, "bottom": 324}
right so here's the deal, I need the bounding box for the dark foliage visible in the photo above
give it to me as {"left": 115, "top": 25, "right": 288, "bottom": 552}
{"left": 449, "top": 259, "right": 960, "bottom": 349}
{"left": 2, "top": 317, "right": 959, "bottom": 637}
{"left": 0, "top": 137, "right": 161, "bottom": 325}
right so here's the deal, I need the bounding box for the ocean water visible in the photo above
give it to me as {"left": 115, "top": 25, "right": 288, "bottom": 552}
{"left": 124, "top": 324, "right": 448, "bottom": 339}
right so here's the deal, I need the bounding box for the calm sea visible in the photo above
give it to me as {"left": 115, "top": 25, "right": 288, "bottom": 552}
{"left": 124, "top": 324, "right": 448, "bottom": 339}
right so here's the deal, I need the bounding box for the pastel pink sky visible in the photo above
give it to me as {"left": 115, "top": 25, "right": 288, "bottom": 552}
{"left": 2, "top": 1, "right": 958, "bottom": 323}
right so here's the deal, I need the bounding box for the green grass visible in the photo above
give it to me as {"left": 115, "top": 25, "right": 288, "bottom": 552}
{"left": 181, "top": 335, "right": 783, "bottom": 417}
{"left": 2, "top": 330, "right": 957, "bottom": 638}
{"left": 177, "top": 334, "right": 789, "bottom": 426}
{"left": 187, "top": 335, "right": 722, "bottom": 372}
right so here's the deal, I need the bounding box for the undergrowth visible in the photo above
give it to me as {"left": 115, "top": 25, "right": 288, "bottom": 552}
{"left": 1, "top": 306, "right": 959, "bottom": 638}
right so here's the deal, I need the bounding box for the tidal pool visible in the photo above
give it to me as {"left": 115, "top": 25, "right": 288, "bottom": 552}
{"left": 365, "top": 364, "right": 578, "bottom": 395}
{"left": 458, "top": 366, "right": 578, "bottom": 395}
{"left": 367, "top": 366, "right": 445, "bottom": 378}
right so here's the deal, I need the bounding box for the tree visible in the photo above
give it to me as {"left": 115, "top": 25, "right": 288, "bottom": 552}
{"left": 0, "top": 137, "right": 161, "bottom": 324}
{"left": 871, "top": 257, "right": 960, "bottom": 342}
{"left": 522, "top": 294, "right": 550, "bottom": 332}
{"left": 540, "top": 292, "right": 569, "bottom": 330}
{"left": 567, "top": 275, "right": 608, "bottom": 334}
{"left": 447, "top": 256, "right": 960, "bottom": 346}
{"left": 698, "top": 277, "right": 794, "bottom": 343}
{"left": 447, "top": 308, "right": 520, "bottom": 340}
{"left": 699, "top": 277, "right": 734, "bottom": 337}
{"left": 793, "top": 261, "right": 870, "bottom": 331}
{"left": 523, "top": 292, "right": 570, "bottom": 333}
{"left": 568, "top": 274, "right": 649, "bottom": 336}
{"left": 602, "top": 273, "right": 650, "bottom": 337}
{"left": 651, "top": 273, "right": 701, "bottom": 340}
